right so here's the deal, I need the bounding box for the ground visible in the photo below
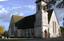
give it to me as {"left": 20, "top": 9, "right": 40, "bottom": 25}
{"left": 0, "top": 38, "right": 64, "bottom": 41}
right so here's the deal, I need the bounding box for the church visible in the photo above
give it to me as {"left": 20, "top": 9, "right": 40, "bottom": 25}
{"left": 8, "top": 0, "right": 61, "bottom": 38}
{"left": 34, "top": 0, "right": 61, "bottom": 38}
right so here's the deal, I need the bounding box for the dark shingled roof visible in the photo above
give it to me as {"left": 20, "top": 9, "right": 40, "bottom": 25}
{"left": 47, "top": 9, "right": 53, "bottom": 23}
{"left": 15, "top": 14, "right": 36, "bottom": 29}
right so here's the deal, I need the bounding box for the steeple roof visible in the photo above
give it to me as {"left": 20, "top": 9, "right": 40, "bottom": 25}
{"left": 35, "top": 0, "right": 53, "bottom": 3}
{"left": 47, "top": 9, "right": 53, "bottom": 23}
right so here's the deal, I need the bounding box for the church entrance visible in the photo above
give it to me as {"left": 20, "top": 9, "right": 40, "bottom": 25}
{"left": 44, "top": 30, "right": 48, "bottom": 38}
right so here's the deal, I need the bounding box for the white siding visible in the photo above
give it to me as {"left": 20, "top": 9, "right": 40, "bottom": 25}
{"left": 41, "top": 9, "right": 48, "bottom": 38}
{"left": 34, "top": 1, "right": 48, "bottom": 38}
{"left": 49, "top": 11, "right": 61, "bottom": 38}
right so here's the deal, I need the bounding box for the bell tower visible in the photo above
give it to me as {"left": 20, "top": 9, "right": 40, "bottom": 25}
{"left": 34, "top": 0, "right": 49, "bottom": 38}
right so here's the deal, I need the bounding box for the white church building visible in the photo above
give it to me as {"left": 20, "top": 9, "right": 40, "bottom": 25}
{"left": 8, "top": 0, "right": 62, "bottom": 38}
{"left": 34, "top": 0, "right": 61, "bottom": 38}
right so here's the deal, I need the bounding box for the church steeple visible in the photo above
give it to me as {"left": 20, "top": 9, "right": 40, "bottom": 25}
{"left": 34, "top": 0, "right": 49, "bottom": 38}
{"left": 35, "top": 0, "right": 41, "bottom": 3}
{"left": 35, "top": 0, "right": 52, "bottom": 3}
{"left": 35, "top": 0, "right": 48, "bottom": 12}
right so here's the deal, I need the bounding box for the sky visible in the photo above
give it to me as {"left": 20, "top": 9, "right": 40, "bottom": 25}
{"left": 0, "top": 0, "right": 64, "bottom": 31}
{"left": 0, "top": 0, "right": 36, "bottom": 31}
{"left": 54, "top": 8, "right": 64, "bottom": 26}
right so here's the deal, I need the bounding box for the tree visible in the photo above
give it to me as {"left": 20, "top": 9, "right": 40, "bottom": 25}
{"left": 0, "top": 25, "right": 4, "bottom": 38}
{"left": 3, "top": 31, "right": 8, "bottom": 38}
{"left": 0, "top": 26, "right": 4, "bottom": 34}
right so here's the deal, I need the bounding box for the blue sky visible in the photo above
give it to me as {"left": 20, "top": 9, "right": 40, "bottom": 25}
{"left": 0, "top": 0, "right": 64, "bottom": 31}
{"left": 0, "top": 0, "right": 36, "bottom": 31}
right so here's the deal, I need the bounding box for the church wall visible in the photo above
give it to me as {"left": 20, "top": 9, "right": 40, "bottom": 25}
{"left": 34, "top": 1, "right": 49, "bottom": 38}
{"left": 34, "top": 11, "right": 42, "bottom": 38}
{"left": 49, "top": 11, "right": 61, "bottom": 38}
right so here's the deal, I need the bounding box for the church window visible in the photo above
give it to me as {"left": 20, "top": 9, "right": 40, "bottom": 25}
{"left": 53, "top": 21, "right": 56, "bottom": 33}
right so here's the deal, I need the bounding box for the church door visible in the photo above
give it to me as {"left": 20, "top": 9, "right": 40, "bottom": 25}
{"left": 44, "top": 30, "right": 48, "bottom": 38}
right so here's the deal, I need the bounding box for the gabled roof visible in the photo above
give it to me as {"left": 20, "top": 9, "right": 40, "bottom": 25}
{"left": 47, "top": 9, "right": 53, "bottom": 23}
{"left": 48, "top": 9, "right": 60, "bottom": 26}
{"left": 15, "top": 14, "right": 36, "bottom": 29}
{"left": 12, "top": 15, "right": 24, "bottom": 23}
{"left": 9, "top": 15, "right": 24, "bottom": 30}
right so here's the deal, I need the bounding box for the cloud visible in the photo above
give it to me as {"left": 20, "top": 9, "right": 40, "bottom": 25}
{"left": 18, "top": 12, "right": 24, "bottom": 16}
{"left": 0, "top": 21, "right": 9, "bottom": 31}
{"left": 0, "top": 6, "right": 10, "bottom": 22}
{"left": 59, "top": 21, "right": 63, "bottom": 26}
{"left": 23, "top": 5, "right": 36, "bottom": 15}
{"left": 0, "top": 0, "right": 8, "bottom": 1}
{"left": 11, "top": 10, "right": 24, "bottom": 16}
{"left": 0, "top": 5, "right": 3, "bottom": 8}
{"left": 0, "top": 8, "right": 8, "bottom": 14}
{"left": 24, "top": 5, "right": 36, "bottom": 10}
{"left": 12, "top": 6, "right": 21, "bottom": 9}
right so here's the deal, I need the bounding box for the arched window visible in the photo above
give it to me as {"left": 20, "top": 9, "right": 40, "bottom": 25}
{"left": 53, "top": 21, "right": 56, "bottom": 33}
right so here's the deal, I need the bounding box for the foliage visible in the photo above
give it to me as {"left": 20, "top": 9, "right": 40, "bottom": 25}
{"left": 0, "top": 26, "right": 4, "bottom": 34}
{"left": 0, "top": 26, "right": 4, "bottom": 38}
{"left": 3, "top": 31, "right": 8, "bottom": 37}
{"left": 60, "top": 27, "right": 64, "bottom": 33}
